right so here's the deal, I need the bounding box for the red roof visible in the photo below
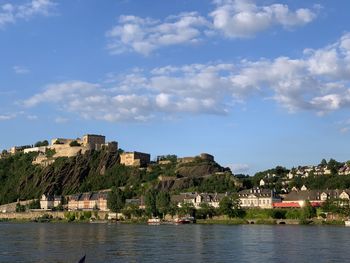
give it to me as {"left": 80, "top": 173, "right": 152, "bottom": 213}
{"left": 273, "top": 202, "right": 300, "bottom": 208}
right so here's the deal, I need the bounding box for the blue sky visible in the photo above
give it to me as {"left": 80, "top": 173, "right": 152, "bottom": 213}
{"left": 1, "top": 0, "right": 350, "bottom": 174}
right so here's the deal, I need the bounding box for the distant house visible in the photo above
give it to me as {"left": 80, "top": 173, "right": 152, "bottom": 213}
{"left": 280, "top": 189, "right": 350, "bottom": 208}
{"left": 67, "top": 190, "right": 109, "bottom": 211}
{"left": 259, "top": 179, "right": 266, "bottom": 187}
{"left": 172, "top": 192, "right": 226, "bottom": 209}
{"left": 238, "top": 188, "right": 281, "bottom": 209}
{"left": 40, "top": 194, "right": 62, "bottom": 210}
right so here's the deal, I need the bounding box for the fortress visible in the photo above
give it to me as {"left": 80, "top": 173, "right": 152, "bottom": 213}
{"left": 21, "top": 134, "right": 118, "bottom": 166}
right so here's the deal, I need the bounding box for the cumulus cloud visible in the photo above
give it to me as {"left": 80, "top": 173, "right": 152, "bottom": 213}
{"left": 211, "top": 0, "right": 317, "bottom": 38}
{"left": 0, "top": 0, "right": 56, "bottom": 28}
{"left": 23, "top": 33, "right": 350, "bottom": 121}
{"left": 106, "top": 0, "right": 317, "bottom": 55}
{"left": 106, "top": 12, "right": 209, "bottom": 55}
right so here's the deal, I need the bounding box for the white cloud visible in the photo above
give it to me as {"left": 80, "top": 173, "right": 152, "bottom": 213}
{"left": 13, "top": 65, "right": 30, "bottom": 74}
{"left": 23, "top": 34, "right": 350, "bottom": 121}
{"left": 106, "top": 12, "right": 209, "bottom": 55}
{"left": 0, "top": 114, "right": 16, "bottom": 121}
{"left": 26, "top": 115, "right": 38, "bottom": 120}
{"left": 210, "top": 0, "right": 317, "bottom": 38}
{"left": 55, "top": 117, "right": 68, "bottom": 123}
{"left": 0, "top": 0, "right": 56, "bottom": 28}
{"left": 106, "top": 0, "right": 317, "bottom": 55}
{"left": 229, "top": 163, "right": 250, "bottom": 174}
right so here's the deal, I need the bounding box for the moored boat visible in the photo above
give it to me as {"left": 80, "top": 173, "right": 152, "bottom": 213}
{"left": 344, "top": 220, "right": 350, "bottom": 226}
{"left": 147, "top": 217, "right": 161, "bottom": 225}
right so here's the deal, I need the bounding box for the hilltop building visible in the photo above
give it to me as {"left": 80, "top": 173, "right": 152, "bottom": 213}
{"left": 177, "top": 153, "right": 214, "bottom": 164}
{"left": 120, "top": 151, "right": 151, "bottom": 167}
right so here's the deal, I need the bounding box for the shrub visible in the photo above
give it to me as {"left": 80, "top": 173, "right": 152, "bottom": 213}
{"left": 69, "top": 140, "right": 81, "bottom": 147}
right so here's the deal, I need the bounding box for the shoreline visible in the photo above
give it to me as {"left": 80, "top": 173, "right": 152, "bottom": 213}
{"left": 0, "top": 217, "right": 345, "bottom": 226}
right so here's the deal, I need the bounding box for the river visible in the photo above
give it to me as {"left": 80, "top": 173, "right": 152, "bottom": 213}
{"left": 0, "top": 223, "right": 349, "bottom": 262}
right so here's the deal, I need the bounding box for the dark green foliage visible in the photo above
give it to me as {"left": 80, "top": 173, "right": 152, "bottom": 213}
{"left": 107, "top": 187, "right": 126, "bottom": 212}
{"left": 45, "top": 149, "right": 56, "bottom": 158}
{"left": 16, "top": 203, "right": 26, "bottom": 212}
{"left": 156, "top": 191, "right": 170, "bottom": 217}
{"left": 219, "top": 194, "right": 243, "bottom": 218}
{"left": 0, "top": 152, "right": 41, "bottom": 204}
{"left": 198, "top": 174, "right": 237, "bottom": 193}
{"left": 28, "top": 199, "right": 40, "bottom": 209}
{"left": 145, "top": 189, "right": 158, "bottom": 216}
{"left": 322, "top": 198, "right": 350, "bottom": 215}
{"left": 69, "top": 140, "right": 81, "bottom": 147}
{"left": 34, "top": 140, "right": 49, "bottom": 147}
{"left": 196, "top": 203, "right": 217, "bottom": 219}
{"left": 302, "top": 201, "right": 316, "bottom": 219}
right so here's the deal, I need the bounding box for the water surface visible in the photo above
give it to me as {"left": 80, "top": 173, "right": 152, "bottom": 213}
{"left": 0, "top": 223, "right": 349, "bottom": 262}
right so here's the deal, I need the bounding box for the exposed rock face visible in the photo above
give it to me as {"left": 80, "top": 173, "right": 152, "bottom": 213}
{"left": 175, "top": 162, "right": 224, "bottom": 178}
{"left": 30, "top": 150, "right": 119, "bottom": 196}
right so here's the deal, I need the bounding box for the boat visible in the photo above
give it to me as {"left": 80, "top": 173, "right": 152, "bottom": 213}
{"left": 344, "top": 220, "right": 350, "bottom": 226}
{"left": 174, "top": 216, "right": 196, "bottom": 224}
{"left": 147, "top": 217, "right": 161, "bottom": 225}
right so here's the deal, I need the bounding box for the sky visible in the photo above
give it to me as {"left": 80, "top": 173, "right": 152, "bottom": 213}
{"left": 1, "top": 0, "right": 350, "bottom": 175}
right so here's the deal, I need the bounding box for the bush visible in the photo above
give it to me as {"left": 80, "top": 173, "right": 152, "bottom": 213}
{"left": 285, "top": 209, "right": 302, "bottom": 219}
{"left": 28, "top": 200, "right": 40, "bottom": 209}
{"left": 16, "top": 203, "right": 26, "bottom": 212}
{"left": 69, "top": 140, "right": 81, "bottom": 147}
{"left": 270, "top": 209, "right": 286, "bottom": 219}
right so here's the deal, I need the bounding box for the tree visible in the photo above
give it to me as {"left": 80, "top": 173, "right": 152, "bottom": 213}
{"left": 320, "top": 159, "right": 328, "bottom": 167}
{"left": 107, "top": 187, "right": 125, "bottom": 213}
{"left": 178, "top": 202, "right": 195, "bottom": 217}
{"left": 69, "top": 140, "right": 81, "bottom": 147}
{"left": 156, "top": 191, "right": 170, "bottom": 218}
{"left": 219, "top": 194, "right": 243, "bottom": 218}
{"left": 219, "top": 196, "right": 233, "bottom": 217}
{"left": 302, "top": 200, "right": 316, "bottom": 219}
{"left": 34, "top": 140, "right": 49, "bottom": 147}
{"left": 197, "top": 203, "right": 216, "bottom": 219}
{"left": 28, "top": 199, "right": 40, "bottom": 209}
{"left": 145, "top": 189, "right": 158, "bottom": 216}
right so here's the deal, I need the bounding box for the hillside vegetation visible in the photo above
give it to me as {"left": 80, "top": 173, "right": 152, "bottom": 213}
{"left": 0, "top": 150, "right": 237, "bottom": 205}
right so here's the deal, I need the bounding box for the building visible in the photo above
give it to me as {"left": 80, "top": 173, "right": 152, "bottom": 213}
{"left": 40, "top": 194, "right": 62, "bottom": 210}
{"left": 238, "top": 188, "right": 281, "bottom": 209}
{"left": 280, "top": 189, "right": 350, "bottom": 208}
{"left": 23, "top": 146, "right": 48, "bottom": 154}
{"left": 67, "top": 191, "right": 109, "bottom": 211}
{"left": 120, "top": 151, "right": 151, "bottom": 167}
{"left": 177, "top": 153, "right": 215, "bottom": 164}
{"left": 172, "top": 192, "right": 226, "bottom": 209}
{"left": 82, "top": 134, "right": 106, "bottom": 149}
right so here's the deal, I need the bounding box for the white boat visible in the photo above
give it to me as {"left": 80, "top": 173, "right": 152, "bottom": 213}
{"left": 344, "top": 220, "right": 350, "bottom": 226}
{"left": 147, "top": 217, "right": 161, "bottom": 225}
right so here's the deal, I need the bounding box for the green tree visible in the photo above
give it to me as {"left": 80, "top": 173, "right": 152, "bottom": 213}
{"left": 34, "top": 140, "right": 49, "bottom": 147}
{"left": 302, "top": 200, "right": 316, "bottom": 219}
{"left": 145, "top": 189, "right": 158, "bottom": 216}
{"left": 178, "top": 202, "right": 195, "bottom": 217}
{"left": 156, "top": 191, "right": 170, "bottom": 218}
{"left": 107, "top": 187, "right": 125, "bottom": 212}
{"left": 69, "top": 140, "right": 81, "bottom": 147}
{"left": 320, "top": 159, "right": 328, "bottom": 167}
{"left": 28, "top": 199, "right": 40, "bottom": 209}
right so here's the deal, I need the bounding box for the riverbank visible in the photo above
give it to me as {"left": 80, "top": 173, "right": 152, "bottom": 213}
{"left": 0, "top": 211, "right": 346, "bottom": 225}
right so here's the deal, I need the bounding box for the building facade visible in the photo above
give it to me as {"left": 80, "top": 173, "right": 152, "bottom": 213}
{"left": 120, "top": 151, "right": 151, "bottom": 167}
{"left": 238, "top": 188, "right": 281, "bottom": 209}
